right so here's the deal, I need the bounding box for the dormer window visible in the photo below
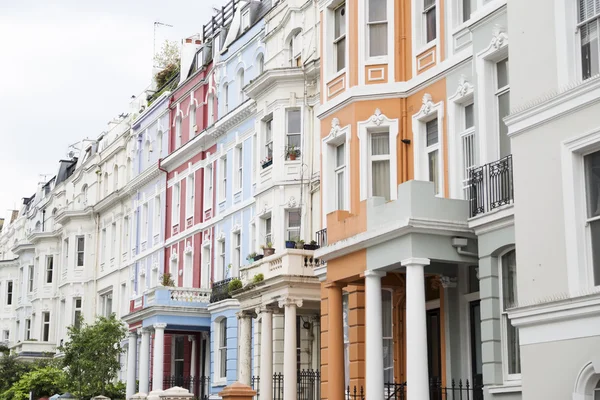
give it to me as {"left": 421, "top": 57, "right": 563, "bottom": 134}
{"left": 242, "top": 8, "right": 251, "bottom": 30}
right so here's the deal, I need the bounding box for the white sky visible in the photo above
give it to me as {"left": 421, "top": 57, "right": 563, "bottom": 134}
{"left": 0, "top": 0, "right": 227, "bottom": 221}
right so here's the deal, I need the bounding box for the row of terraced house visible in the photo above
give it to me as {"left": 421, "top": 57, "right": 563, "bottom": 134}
{"left": 3, "top": 0, "right": 600, "bottom": 399}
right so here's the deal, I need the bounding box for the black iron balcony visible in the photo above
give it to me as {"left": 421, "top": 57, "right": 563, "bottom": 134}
{"left": 209, "top": 278, "right": 232, "bottom": 303}
{"left": 469, "top": 154, "right": 514, "bottom": 218}
{"left": 315, "top": 228, "right": 327, "bottom": 248}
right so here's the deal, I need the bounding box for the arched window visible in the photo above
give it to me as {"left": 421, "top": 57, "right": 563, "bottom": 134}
{"left": 207, "top": 93, "right": 215, "bottom": 125}
{"left": 104, "top": 172, "right": 109, "bottom": 196}
{"left": 223, "top": 83, "right": 229, "bottom": 114}
{"left": 144, "top": 139, "right": 151, "bottom": 163}
{"left": 81, "top": 184, "right": 88, "bottom": 205}
{"left": 127, "top": 158, "right": 132, "bottom": 182}
{"left": 256, "top": 54, "right": 264, "bottom": 75}
{"left": 175, "top": 116, "right": 182, "bottom": 148}
{"left": 574, "top": 361, "right": 600, "bottom": 399}
{"left": 113, "top": 165, "right": 119, "bottom": 191}
{"left": 289, "top": 31, "right": 302, "bottom": 67}
{"left": 157, "top": 131, "right": 163, "bottom": 156}
{"left": 238, "top": 69, "right": 245, "bottom": 102}
{"left": 35, "top": 221, "right": 41, "bottom": 232}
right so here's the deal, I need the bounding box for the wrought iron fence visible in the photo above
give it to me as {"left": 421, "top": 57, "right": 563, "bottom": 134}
{"left": 209, "top": 278, "right": 232, "bottom": 303}
{"left": 298, "top": 369, "right": 320, "bottom": 400}
{"left": 315, "top": 228, "right": 327, "bottom": 247}
{"left": 346, "top": 378, "right": 482, "bottom": 400}
{"left": 148, "top": 375, "right": 209, "bottom": 399}
{"left": 251, "top": 375, "right": 260, "bottom": 399}
{"left": 273, "top": 373, "right": 284, "bottom": 400}
{"left": 469, "top": 154, "right": 513, "bottom": 217}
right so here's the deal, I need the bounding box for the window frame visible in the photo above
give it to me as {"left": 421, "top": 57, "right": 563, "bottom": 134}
{"left": 423, "top": 0, "right": 437, "bottom": 44}
{"left": 25, "top": 318, "right": 31, "bottom": 341}
{"left": 220, "top": 156, "right": 227, "bottom": 203}
{"left": 498, "top": 248, "right": 521, "bottom": 381}
{"left": 238, "top": 69, "right": 245, "bottom": 103}
{"left": 204, "top": 163, "right": 214, "bottom": 211}
{"left": 6, "top": 281, "right": 12, "bottom": 305}
{"left": 264, "top": 117, "right": 274, "bottom": 162}
{"left": 76, "top": 236, "right": 85, "bottom": 267}
{"left": 412, "top": 97, "right": 445, "bottom": 196}
{"left": 153, "top": 196, "right": 161, "bottom": 236}
{"left": 368, "top": 130, "right": 392, "bottom": 201}
{"left": 335, "top": 142, "right": 347, "bottom": 210}
{"left": 235, "top": 145, "right": 243, "bottom": 192}
{"left": 111, "top": 222, "right": 117, "bottom": 260}
{"left": 264, "top": 216, "right": 272, "bottom": 245}
{"left": 186, "top": 173, "right": 195, "bottom": 219}
{"left": 577, "top": 0, "right": 600, "bottom": 80}
{"left": 189, "top": 105, "right": 196, "bottom": 136}
{"left": 382, "top": 289, "right": 394, "bottom": 389}
{"left": 218, "top": 238, "right": 226, "bottom": 280}
{"left": 223, "top": 83, "right": 229, "bottom": 114}
{"left": 286, "top": 108, "right": 302, "bottom": 151}
{"left": 101, "top": 292, "right": 113, "bottom": 318}
{"left": 333, "top": 2, "right": 347, "bottom": 73}
{"left": 42, "top": 311, "right": 50, "bottom": 342}
{"left": 495, "top": 57, "right": 511, "bottom": 159}
{"left": 425, "top": 118, "right": 442, "bottom": 196}
{"left": 217, "top": 318, "right": 228, "bottom": 381}
{"left": 28, "top": 264, "right": 34, "bottom": 293}
{"left": 175, "top": 116, "right": 182, "bottom": 149}
{"left": 366, "top": 0, "right": 388, "bottom": 58}
{"left": 172, "top": 182, "right": 181, "bottom": 227}
{"left": 73, "top": 297, "right": 82, "bottom": 329}
{"left": 142, "top": 202, "right": 149, "bottom": 242}
{"left": 290, "top": 31, "right": 303, "bottom": 67}
{"left": 45, "top": 255, "right": 54, "bottom": 284}
{"left": 286, "top": 209, "right": 302, "bottom": 241}
{"left": 233, "top": 231, "right": 241, "bottom": 270}
{"left": 123, "top": 216, "right": 130, "bottom": 256}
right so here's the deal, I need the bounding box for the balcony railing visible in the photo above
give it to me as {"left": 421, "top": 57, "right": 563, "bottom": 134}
{"left": 315, "top": 228, "right": 327, "bottom": 248}
{"left": 238, "top": 249, "right": 320, "bottom": 287}
{"left": 209, "top": 278, "right": 233, "bottom": 303}
{"left": 149, "top": 375, "right": 209, "bottom": 399}
{"left": 251, "top": 370, "right": 320, "bottom": 400}
{"left": 469, "top": 154, "right": 514, "bottom": 218}
{"left": 346, "top": 377, "right": 483, "bottom": 400}
{"left": 143, "top": 286, "right": 211, "bottom": 308}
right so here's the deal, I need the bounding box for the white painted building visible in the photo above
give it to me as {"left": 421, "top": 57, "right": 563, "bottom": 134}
{"left": 503, "top": 1, "right": 600, "bottom": 400}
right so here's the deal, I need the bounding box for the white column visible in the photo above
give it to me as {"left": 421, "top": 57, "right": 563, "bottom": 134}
{"left": 402, "top": 258, "right": 431, "bottom": 400}
{"left": 189, "top": 335, "right": 197, "bottom": 393}
{"left": 139, "top": 328, "right": 151, "bottom": 394}
{"left": 238, "top": 311, "right": 253, "bottom": 385}
{"left": 279, "top": 298, "right": 302, "bottom": 400}
{"left": 152, "top": 323, "right": 167, "bottom": 391}
{"left": 364, "top": 270, "right": 386, "bottom": 400}
{"left": 126, "top": 331, "right": 138, "bottom": 399}
{"left": 259, "top": 307, "right": 273, "bottom": 400}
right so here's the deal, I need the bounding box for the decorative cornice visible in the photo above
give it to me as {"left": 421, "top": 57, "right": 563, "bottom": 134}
{"left": 278, "top": 298, "right": 303, "bottom": 308}
{"left": 207, "top": 99, "right": 257, "bottom": 139}
{"left": 450, "top": 75, "right": 474, "bottom": 101}
{"left": 490, "top": 24, "right": 508, "bottom": 50}
{"left": 417, "top": 94, "right": 435, "bottom": 117}
{"left": 123, "top": 163, "right": 163, "bottom": 196}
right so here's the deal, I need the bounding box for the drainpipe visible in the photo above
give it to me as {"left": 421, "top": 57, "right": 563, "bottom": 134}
{"left": 451, "top": 237, "right": 478, "bottom": 258}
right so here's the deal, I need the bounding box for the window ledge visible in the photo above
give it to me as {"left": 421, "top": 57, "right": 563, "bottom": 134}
{"left": 487, "top": 382, "right": 522, "bottom": 394}
{"left": 327, "top": 68, "right": 346, "bottom": 84}
{"left": 212, "top": 379, "right": 227, "bottom": 388}
{"left": 416, "top": 40, "right": 437, "bottom": 56}
{"left": 234, "top": 189, "right": 242, "bottom": 196}
{"left": 365, "top": 56, "right": 389, "bottom": 66}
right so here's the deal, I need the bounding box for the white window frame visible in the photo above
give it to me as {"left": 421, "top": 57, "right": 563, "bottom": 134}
{"left": 6, "top": 281, "right": 12, "bottom": 305}
{"left": 333, "top": 2, "right": 347, "bottom": 74}
{"left": 242, "top": 8, "right": 251, "bottom": 30}
{"left": 111, "top": 222, "right": 117, "bottom": 260}
{"left": 189, "top": 104, "right": 196, "bottom": 136}
{"left": 219, "top": 156, "right": 227, "bottom": 203}
{"left": 498, "top": 248, "right": 521, "bottom": 381}
{"left": 153, "top": 196, "right": 161, "bottom": 236}
{"left": 186, "top": 173, "right": 195, "bottom": 219}
{"left": 577, "top": 0, "right": 600, "bottom": 80}
{"left": 358, "top": 109, "right": 399, "bottom": 202}
{"left": 423, "top": 0, "right": 437, "bottom": 44}
{"left": 216, "top": 318, "right": 228, "bottom": 382}
{"left": 369, "top": 130, "right": 393, "bottom": 200}
{"left": 101, "top": 228, "right": 107, "bottom": 265}
{"left": 73, "top": 297, "right": 82, "bottom": 329}
{"left": 264, "top": 117, "right": 274, "bottom": 161}
{"left": 100, "top": 291, "right": 113, "bottom": 317}
{"left": 207, "top": 93, "right": 215, "bottom": 126}
{"left": 286, "top": 108, "right": 302, "bottom": 152}
{"left": 172, "top": 182, "right": 181, "bottom": 227}
{"left": 142, "top": 202, "right": 149, "bottom": 243}
{"left": 202, "top": 242, "right": 212, "bottom": 289}
{"left": 123, "top": 216, "right": 130, "bottom": 256}
{"left": 382, "top": 289, "right": 394, "bottom": 389}
{"left": 238, "top": 69, "right": 245, "bottom": 103}
{"left": 290, "top": 31, "right": 302, "bottom": 67}
{"left": 335, "top": 143, "right": 347, "bottom": 210}
{"left": 448, "top": 76, "right": 476, "bottom": 199}
{"left": 175, "top": 117, "right": 182, "bottom": 148}
{"left": 412, "top": 96, "right": 445, "bottom": 196}
{"left": 76, "top": 236, "right": 85, "bottom": 267}
{"left": 562, "top": 129, "right": 600, "bottom": 293}
{"left": 28, "top": 265, "right": 34, "bottom": 293}
{"left": 232, "top": 230, "right": 241, "bottom": 271}
{"left": 495, "top": 57, "right": 511, "bottom": 159}
{"left": 45, "top": 255, "right": 53, "bottom": 284}
{"left": 218, "top": 238, "right": 226, "bottom": 280}
{"left": 41, "top": 311, "right": 50, "bottom": 342}
{"left": 235, "top": 145, "right": 243, "bottom": 192}
{"left": 366, "top": 0, "right": 388, "bottom": 58}
{"left": 286, "top": 209, "right": 302, "bottom": 241}
{"left": 64, "top": 238, "right": 69, "bottom": 271}
{"left": 204, "top": 163, "right": 214, "bottom": 211}
{"left": 223, "top": 83, "right": 229, "bottom": 114}
{"left": 475, "top": 29, "right": 509, "bottom": 165}
{"left": 425, "top": 119, "right": 442, "bottom": 196}
{"left": 322, "top": 120, "right": 351, "bottom": 220}
{"left": 25, "top": 318, "right": 31, "bottom": 341}
{"left": 264, "top": 216, "right": 272, "bottom": 245}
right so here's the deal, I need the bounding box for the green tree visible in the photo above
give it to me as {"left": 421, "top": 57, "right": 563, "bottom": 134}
{"left": 0, "top": 354, "right": 33, "bottom": 396}
{"left": 1, "top": 365, "right": 66, "bottom": 400}
{"left": 59, "top": 315, "right": 126, "bottom": 400}
{"left": 153, "top": 40, "right": 180, "bottom": 69}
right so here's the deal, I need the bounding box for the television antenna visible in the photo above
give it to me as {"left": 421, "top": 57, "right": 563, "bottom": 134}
{"left": 153, "top": 21, "right": 174, "bottom": 68}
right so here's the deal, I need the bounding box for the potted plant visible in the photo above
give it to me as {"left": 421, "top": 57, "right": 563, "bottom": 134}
{"left": 228, "top": 278, "right": 243, "bottom": 293}
{"left": 261, "top": 156, "right": 273, "bottom": 169}
{"left": 253, "top": 273, "right": 264, "bottom": 283}
{"left": 304, "top": 240, "right": 320, "bottom": 250}
{"left": 160, "top": 272, "right": 175, "bottom": 287}
{"left": 286, "top": 236, "right": 298, "bottom": 249}
{"left": 254, "top": 253, "right": 264, "bottom": 261}
{"left": 286, "top": 145, "right": 301, "bottom": 161}
{"left": 295, "top": 239, "right": 305, "bottom": 249}
{"left": 261, "top": 242, "right": 275, "bottom": 257}
{"left": 247, "top": 252, "right": 258, "bottom": 263}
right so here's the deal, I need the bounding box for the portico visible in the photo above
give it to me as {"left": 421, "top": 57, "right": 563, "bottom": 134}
{"left": 315, "top": 181, "right": 484, "bottom": 400}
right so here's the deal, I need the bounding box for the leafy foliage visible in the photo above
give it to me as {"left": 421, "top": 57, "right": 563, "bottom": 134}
{"left": 154, "top": 63, "right": 180, "bottom": 90}
{"left": 160, "top": 272, "right": 175, "bottom": 287}
{"left": 252, "top": 273, "right": 264, "bottom": 283}
{"left": 153, "top": 40, "right": 180, "bottom": 70}
{"left": 1, "top": 365, "right": 66, "bottom": 400}
{"left": 0, "top": 354, "right": 34, "bottom": 397}
{"left": 59, "top": 315, "right": 127, "bottom": 399}
{"left": 228, "top": 278, "right": 243, "bottom": 292}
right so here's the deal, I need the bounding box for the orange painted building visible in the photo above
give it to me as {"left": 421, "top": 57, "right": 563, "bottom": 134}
{"left": 314, "top": 0, "right": 512, "bottom": 399}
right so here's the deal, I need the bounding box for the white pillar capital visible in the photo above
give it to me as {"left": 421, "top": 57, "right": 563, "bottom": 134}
{"left": 153, "top": 323, "right": 167, "bottom": 330}
{"left": 278, "top": 297, "right": 303, "bottom": 308}
{"left": 440, "top": 276, "right": 458, "bottom": 288}
{"left": 188, "top": 335, "right": 196, "bottom": 342}
{"left": 128, "top": 330, "right": 139, "bottom": 338}
{"left": 363, "top": 270, "right": 387, "bottom": 279}
{"left": 256, "top": 305, "right": 275, "bottom": 315}
{"left": 401, "top": 257, "right": 430, "bottom": 267}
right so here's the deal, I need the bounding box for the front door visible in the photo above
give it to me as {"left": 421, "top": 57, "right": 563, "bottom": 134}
{"left": 173, "top": 335, "right": 185, "bottom": 386}
{"left": 426, "top": 308, "right": 442, "bottom": 382}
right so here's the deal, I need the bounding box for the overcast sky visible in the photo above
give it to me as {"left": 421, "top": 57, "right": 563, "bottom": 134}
{"left": 0, "top": 0, "right": 227, "bottom": 221}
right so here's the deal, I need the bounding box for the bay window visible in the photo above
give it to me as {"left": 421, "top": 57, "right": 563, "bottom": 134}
{"left": 368, "top": 0, "right": 388, "bottom": 57}
{"left": 426, "top": 119, "right": 441, "bottom": 195}
{"left": 334, "top": 3, "right": 347, "bottom": 72}
{"left": 370, "top": 131, "right": 391, "bottom": 201}
{"left": 265, "top": 118, "right": 273, "bottom": 160}
{"left": 585, "top": 149, "right": 600, "bottom": 285}
{"left": 579, "top": 0, "right": 600, "bottom": 80}
{"left": 500, "top": 249, "right": 521, "bottom": 377}
{"left": 218, "top": 319, "right": 228, "bottom": 380}
{"left": 424, "top": 0, "right": 436, "bottom": 43}
{"left": 46, "top": 256, "right": 53, "bottom": 284}
{"left": 461, "top": 103, "right": 476, "bottom": 199}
